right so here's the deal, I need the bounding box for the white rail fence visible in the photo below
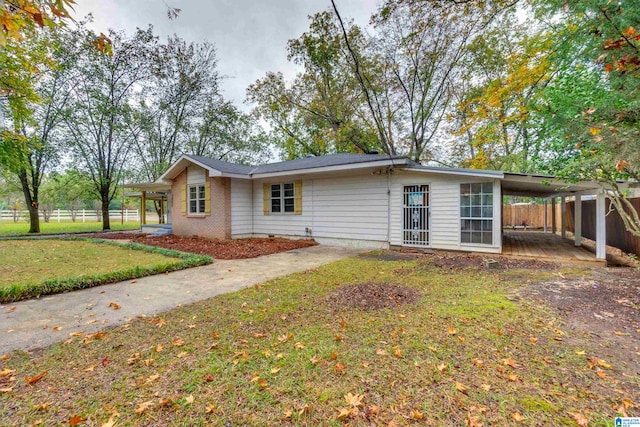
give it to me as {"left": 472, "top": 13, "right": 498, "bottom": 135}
{"left": 0, "top": 209, "right": 140, "bottom": 223}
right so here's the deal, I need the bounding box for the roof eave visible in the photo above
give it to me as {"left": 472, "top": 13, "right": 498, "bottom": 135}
{"left": 404, "top": 167, "right": 504, "bottom": 179}
{"left": 250, "top": 158, "right": 412, "bottom": 179}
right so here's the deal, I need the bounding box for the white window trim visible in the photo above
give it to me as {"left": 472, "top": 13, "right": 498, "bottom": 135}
{"left": 188, "top": 184, "right": 206, "bottom": 216}
{"left": 460, "top": 182, "right": 494, "bottom": 246}
{"left": 270, "top": 182, "right": 295, "bottom": 214}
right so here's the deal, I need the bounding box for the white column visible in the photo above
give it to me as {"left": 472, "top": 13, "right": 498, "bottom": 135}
{"left": 574, "top": 194, "right": 582, "bottom": 246}
{"left": 596, "top": 192, "right": 607, "bottom": 260}
{"left": 82, "top": 209, "right": 86, "bottom": 223}
{"left": 57, "top": 208, "right": 61, "bottom": 223}
{"left": 560, "top": 196, "right": 566, "bottom": 239}
{"left": 543, "top": 200, "right": 548, "bottom": 233}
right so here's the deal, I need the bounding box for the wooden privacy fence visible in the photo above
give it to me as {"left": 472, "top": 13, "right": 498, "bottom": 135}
{"left": 503, "top": 204, "right": 559, "bottom": 229}
{"left": 565, "top": 198, "right": 640, "bottom": 257}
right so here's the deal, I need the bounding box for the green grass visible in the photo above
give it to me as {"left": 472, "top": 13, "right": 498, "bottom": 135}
{"left": 0, "top": 239, "right": 212, "bottom": 302}
{"left": 0, "top": 256, "right": 635, "bottom": 426}
{"left": 0, "top": 220, "right": 142, "bottom": 236}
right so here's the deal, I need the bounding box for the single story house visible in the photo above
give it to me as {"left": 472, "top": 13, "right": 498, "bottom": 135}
{"left": 132, "top": 153, "right": 619, "bottom": 260}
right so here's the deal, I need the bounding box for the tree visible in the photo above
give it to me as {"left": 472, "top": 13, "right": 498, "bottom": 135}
{"left": 65, "top": 26, "right": 156, "bottom": 230}
{"left": 248, "top": 11, "right": 376, "bottom": 159}
{"left": 530, "top": 0, "right": 640, "bottom": 235}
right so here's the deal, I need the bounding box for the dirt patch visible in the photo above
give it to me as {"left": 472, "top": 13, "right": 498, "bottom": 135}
{"left": 84, "top": 233, "right": 317, "bottom": 259}
{"left": 326, "top": 282, "right": 420, "bottom": 311}
{"left": 521, "top": 266, "right": 640, "bottom": 376}
{"left": 420, "top": 252, "right": 559, "bottom": 271}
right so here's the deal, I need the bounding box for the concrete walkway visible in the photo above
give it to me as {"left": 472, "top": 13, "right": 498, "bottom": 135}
{"left": 0, "top": 245, "right": 363, "bottom": 355}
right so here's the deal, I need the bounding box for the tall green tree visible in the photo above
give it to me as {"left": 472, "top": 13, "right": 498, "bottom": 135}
{"left": 65, "top": 26, "right": 156, "bottom": 230}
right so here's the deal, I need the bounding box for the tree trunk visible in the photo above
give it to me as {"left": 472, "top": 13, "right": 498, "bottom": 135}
{"left": 18, "top": 169, "right": 40, "bottom": 233}
{"left": 101, "top": 192, "right": 111, "bottom": 230}
{"left": 154, "top": 200, "right": 164, "bottom": 224}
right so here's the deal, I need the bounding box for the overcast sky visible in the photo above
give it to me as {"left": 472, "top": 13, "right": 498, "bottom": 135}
{"left": 72, "top": 0, "right": 378, "bottom": 111}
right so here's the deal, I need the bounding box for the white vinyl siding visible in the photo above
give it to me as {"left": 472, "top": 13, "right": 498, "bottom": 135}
{"left": 390, "top": 171, "right": 501, "bottom": 253}
{"left": 252, "top": 174, "right": 388, "bottom": 242}
{"left": 231, "top": 179, "right": 252, "bottom": 236}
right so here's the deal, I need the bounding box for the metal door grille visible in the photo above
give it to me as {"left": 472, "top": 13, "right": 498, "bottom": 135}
{"left": 403, "top": 185, "right": 429, "bottom": 246}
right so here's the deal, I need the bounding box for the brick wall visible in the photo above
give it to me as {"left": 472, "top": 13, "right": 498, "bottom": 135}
{"left": 172, "top": 170, "right": 231, "bottom": 239}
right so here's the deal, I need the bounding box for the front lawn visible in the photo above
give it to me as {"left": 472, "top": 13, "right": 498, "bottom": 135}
{"left": 0, "top": 239, "right": 212, "bottom": 303}
{"left": 0, "top": 254, "right": 635, "bottom": 426}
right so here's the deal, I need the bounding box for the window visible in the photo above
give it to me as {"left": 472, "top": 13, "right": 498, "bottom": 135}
{"left": 189, "top": 184, "right": 206, "bottom": 214}
{"left": 460, "top": 182, "right": 493, "bottom": 245}
{"left": 271, "top": 183, "right": 295, "bottom": 213}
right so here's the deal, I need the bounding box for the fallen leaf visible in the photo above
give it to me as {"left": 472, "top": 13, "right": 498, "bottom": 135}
{"left": 575, "top": 350, "right": 586, "bottom": 356}
{"left": 337, "top": 407, "right": 352, "bottom": 419}
{"left": 172, "top": 337, "right": 184, "bottom": 347}
{"left": 375, "top": 348, "right": 388, "bottom": 356}
{"left": 511, "top": 411, "right": 525, "bottom": 422}
{"left": 28, "top": 420, "right": 42, "bottom": 427}
{"left": 33, "top": 402, "right": 50, "bottom": 410}
{"left": 99, "top": 417, "right": 117, "bottom": 427}
{"left": 412, "top": 410, "right": 424, "bottom": 419}
{"left": 0, "top": 368, "right": 15, "bottom": 377}
{"left": 309, "top": 356, "right": 319, "bottom": 365}
{"left": 529, "top": 337, "right": 538, "bottom": 344}
{"left": 503, "top": 358, "right": 520, "bottom": 368}
{"left": 568, "top": 412, "right": 588, "bottom": 427}
{"left": 25, "top": 371, "right": 47, "bottom": 385}
{"left": 437, "top": 363, "right": 447, "bottom": 372}
{"left": 344, "top": 392, "right": 364, "bottom": 407}
{"left": 480, "top": 384, "right": 491, "bottom": 391}
{"left": 457, "top": 336, "right": 465, "bottom": 343}
{"left": 507, "top": 374, "right": 519, "bottom": 382}
{"left": 205, "top": 403, "right": 216, "bottom": 414}
{"left": 184, "top": 394, "right": 194, "bottom": 405}
{"left": 7, "top": 306, "right": 16, "bottom": 312}
{"left": 52, "top": 326, "right": 62, "bottom": 331}
{"left": 0, "top": 387, "right": 13, "bottom": 393}
{"left": 108, "top": 302, "right": 121, "bottom": 310}
{"left": 270, "top": 367, "right": 280, "bottom": 374}
{"left": 335, "top": 362, "right": 347, "bottom": 373}
{"left": 0, "top": 354, "right": 9, "bottom": 361}
{"left": 159, "top": 397, "right": 173, "bottom": 407}
{"left": 155, "top": 344, "right": 163, "bottom": 353}
{"left": 135, "top": 401, "right": 154, "bottom": 414}
{"left": 69, "top": 414, "right": 86, "bottom": 425}
{"left": 455, "top": 381, "right": 468, "bottom": 394}
{"left": 448, "top": 326, "right": 457, "bottom": 335}
{"left": 295, "top": 342, "right": 305, "bottom": 349}
{"left": 393, "top": 346, "right": 403, "bottom": 359}
{"left": 83, "top": 365, "right": 96, "bottom": 372}
{"left": 472, "top": 358, "right": 483, "bottom": 368}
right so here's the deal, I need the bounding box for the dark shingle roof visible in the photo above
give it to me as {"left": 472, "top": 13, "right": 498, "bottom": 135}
{"left": 185, "top": 154, "right": 254, "bottom": 175}
{"left": 184, "top": 153, "right": 412, "bottom": 176}
{"left": 250, "top": 153, "right": 411, "bottom": 174}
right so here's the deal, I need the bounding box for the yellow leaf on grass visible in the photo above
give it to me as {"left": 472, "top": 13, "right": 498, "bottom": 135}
{"left": 448, "top": 326, "right": 457, "bottom": 335}
{"left": 135, "top": 401, "right": 154, "bottom": 414}
{"left": 393, "top": 346, "right": 403, "bottom": 359}
{"left": 375, "top": 348, "right": 388, "bottom": 356}
{"left": 32, "top": 402, "right": 50, "bottom": 410}
{"left": 575, "top": 350, "right": 586, "bottom": 356}
{"left": 480, "top": 384, "right": 491, "bottom": 391}
{"left": 472, "top": 358, "right": 483, "bottom": 368}
{"left": 100, "top": 417, "right": 117, "bottom": 427}
{"left": 295, "top": 342, "right": 305, "bottom": 349}
{"left": 270, "top": 367, "right": 280, "bottom": 374}
{"left": 184, "top": 394, "right": 194, "bottom": 405}
{"left": 205, "top": 403, "right": 217, "bottom": 414}
{"left": 337, "top": 407, "right": 352, "bottom": 419}
{"left": 0, "top": 387, "right": 13, "bottom": 393}
{"left": 507, "top": 374, "right": 519, "bottom": 382}
{"left": 529, "top": 337, "right": 538, "bottom": 344}
{"left": 172, "top": 337, "right": 184, "bottom": 347}
{"left": 344, "top": 392, "right": 364, "bottom": 407}
{"left": 568, "top": 412, "right": 588, "bottom": 426}
{"left": 437, "top": 363, "right": 447, "bottom": 372}
{"left": 503, "top": 358, "right": 520, "bottom": 368}
{"left": 0, "top": 368, "right": 15, "bottom": 377}
{"left": 511, "top": 410, "right": 525, "bottom": 422}
{"left": 412, "top": 411, "right": 424, "bottom": 419}
{"left": 455, "top": 382, "right": 468, "bottom": 394}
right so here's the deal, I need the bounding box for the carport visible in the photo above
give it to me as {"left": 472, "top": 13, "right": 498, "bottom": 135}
{"left": 500, "top": 172, "right": 612, "bottom": 262}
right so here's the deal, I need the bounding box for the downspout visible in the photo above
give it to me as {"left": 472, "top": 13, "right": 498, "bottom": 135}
{"left": 387, "top": 166, "right": 392, "bottom": 247}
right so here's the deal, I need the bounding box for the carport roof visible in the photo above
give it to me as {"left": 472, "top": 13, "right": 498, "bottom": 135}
{"left": 501, "top": 172, "right": 606, "bottom": 198}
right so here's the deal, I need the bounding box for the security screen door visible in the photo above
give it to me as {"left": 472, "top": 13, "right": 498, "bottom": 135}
{"left": 403, "top": 185, "right": 429, "bottom": 246}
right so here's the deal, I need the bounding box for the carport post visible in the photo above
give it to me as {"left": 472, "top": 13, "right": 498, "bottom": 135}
{"left": 596, "top": 191, "right": 606, "bottom": 260}
{"left": 574, "top": 194, "right": 582, "bottom": 246}
{"left": 551, "top": 197, "right": 556, "bottom": 234}
{"left": 543, "top": 200, "right": 548, "bottom": 233}
{"left": 560, "top": 196, "right": 566, "bottom": 239}
{"left": 141, "top": 190, "right": 147, "bottom": 225}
